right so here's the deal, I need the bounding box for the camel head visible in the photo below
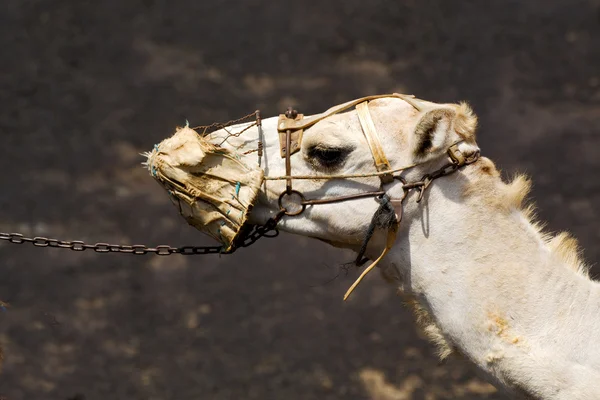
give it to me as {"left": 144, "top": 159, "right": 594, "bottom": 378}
{"left": 146, "top": 94, "right": 480, "bottom": 255}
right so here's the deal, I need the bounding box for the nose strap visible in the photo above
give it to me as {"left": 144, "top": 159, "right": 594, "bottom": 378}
{"left": 356, "top": 101, "right": 394, "bottom": 184}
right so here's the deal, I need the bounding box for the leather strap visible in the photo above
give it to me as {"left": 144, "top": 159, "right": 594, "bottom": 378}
{"left": 356, "top": 101, "right": 393, "bottom": 184}
{"left": 277, "top": 93, "right": 418, "bottom": 133}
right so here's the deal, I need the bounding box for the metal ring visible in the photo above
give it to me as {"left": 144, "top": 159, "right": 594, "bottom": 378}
{"left": 278, "top": 190, "right": 307, "bottom": 216}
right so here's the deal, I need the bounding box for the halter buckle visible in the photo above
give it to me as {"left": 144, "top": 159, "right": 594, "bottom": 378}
{"left": 278, "top": 112, "right": 304, "bottom": 158}
{"left": 448, "top": 143, "right": 466, "bottom": 166}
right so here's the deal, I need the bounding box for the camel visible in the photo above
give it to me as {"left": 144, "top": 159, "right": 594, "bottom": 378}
{"left": 147, "top": 94, "right": 600, "bottom": 399}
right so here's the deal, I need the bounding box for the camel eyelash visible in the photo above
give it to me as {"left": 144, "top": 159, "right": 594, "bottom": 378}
{"left": 306, "top": 146, "right": 352, "bottom": 169}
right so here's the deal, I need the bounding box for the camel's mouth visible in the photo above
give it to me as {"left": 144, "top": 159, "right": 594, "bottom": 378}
{"left": 145, "top": 126, "right": 264, "bottom": 251}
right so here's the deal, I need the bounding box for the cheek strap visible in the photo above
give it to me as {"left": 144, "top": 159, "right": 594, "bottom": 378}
{"left": 356, "top": 101, "right": 394, "bottom": 184}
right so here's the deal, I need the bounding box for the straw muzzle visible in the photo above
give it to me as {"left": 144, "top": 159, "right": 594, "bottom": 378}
{"left": 146, "top": 126, "right": 264, "bottom": 251}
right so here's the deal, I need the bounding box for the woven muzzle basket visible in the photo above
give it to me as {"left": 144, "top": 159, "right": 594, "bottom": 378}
{"left": 146, "top": 126, "right": 264, "bottom": 251}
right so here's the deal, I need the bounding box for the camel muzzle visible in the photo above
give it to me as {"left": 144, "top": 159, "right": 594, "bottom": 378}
{"left": 145, "top": 125, "right": 264, "bottom": 252}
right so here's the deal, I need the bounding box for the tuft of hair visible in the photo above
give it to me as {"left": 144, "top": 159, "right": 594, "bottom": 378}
{"left": 140, "top": 151, "right": 152, "bottom": 168}
{"left": 503, "top": 174, "right": 532, "bottom": 210}
{"left": 405, "top": 297, "right": 454, "bottom": 360}
{"left": 453, "top": 102, "right": 478, "bottom": 139}
{"left": 547, "top": 232, "right": 590, "bottom": 276}
{"left": 521, "top": 203, "right": 553, "bottom": 244}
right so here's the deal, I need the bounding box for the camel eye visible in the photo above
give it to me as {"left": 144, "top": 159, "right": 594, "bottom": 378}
{"left": 306, "top": 146, "right": 350, "bottom": 169}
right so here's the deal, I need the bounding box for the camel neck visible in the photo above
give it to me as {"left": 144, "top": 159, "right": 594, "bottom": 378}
{"left": 387, "top": 176, "right": 600, "bottom": 397}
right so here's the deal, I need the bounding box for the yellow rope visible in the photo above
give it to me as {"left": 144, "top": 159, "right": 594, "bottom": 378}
{"left": 343, "top": 219, "right": 399, "bottom": 301}
{"left": 343, "top": 247, "right": 390, "bottom": 301}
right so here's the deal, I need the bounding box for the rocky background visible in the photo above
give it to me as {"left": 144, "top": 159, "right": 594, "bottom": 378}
{"left": 1, "top": 0, "right": 599, "bottom": 399}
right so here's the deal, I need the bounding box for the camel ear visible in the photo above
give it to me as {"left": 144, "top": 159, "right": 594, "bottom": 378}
{"left": 412, "top": 108, "right": 456, "bottom": 160}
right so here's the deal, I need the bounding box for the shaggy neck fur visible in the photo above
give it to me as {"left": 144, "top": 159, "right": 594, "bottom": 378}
{"left": 377, "top": 158, "right": 600, "bottom": 399}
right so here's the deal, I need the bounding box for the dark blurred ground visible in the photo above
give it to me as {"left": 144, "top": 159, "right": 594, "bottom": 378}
{"left": 1, "top": 1, "right": 599, "bottom": 399}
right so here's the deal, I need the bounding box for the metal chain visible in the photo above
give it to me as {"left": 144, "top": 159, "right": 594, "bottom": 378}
{"left": 233, "top": 211, "right": 283, "bottom": 248}
{"left": 0, "top": 232, "right": 228, "bottom": 256}
{"left": 402, "top": 150, "right": 481, "bottom": 202}
{"left": 0, "top": 214, "right": 283, "bottom": 256}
